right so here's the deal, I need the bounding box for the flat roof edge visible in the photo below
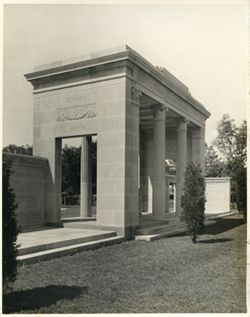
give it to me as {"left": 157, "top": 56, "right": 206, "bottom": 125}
{"left": 24, "top": 45, "right": 211, "bottom": 118}
{"left": 34, "top": 45, "right": 131, "bottom": 72}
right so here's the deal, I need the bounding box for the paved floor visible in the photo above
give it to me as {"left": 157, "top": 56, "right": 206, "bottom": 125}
{"left": 18, "top": 211, "right": 239, "bottom": 250}
{"left": 18, "top": 228, "right": 115, "bottom": 249}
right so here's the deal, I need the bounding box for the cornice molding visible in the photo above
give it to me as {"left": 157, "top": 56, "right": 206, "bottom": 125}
{"left": 24, "top": 45, "right": 210, "bottom": 119}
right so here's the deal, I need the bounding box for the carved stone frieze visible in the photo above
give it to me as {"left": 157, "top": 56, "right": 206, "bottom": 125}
{"left": 56, "top": 104, "right": 97, "bottom": 122}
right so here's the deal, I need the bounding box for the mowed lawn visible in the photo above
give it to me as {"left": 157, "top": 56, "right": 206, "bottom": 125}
{"left": 4, "top": 216, "right": 246, "bottom": 313}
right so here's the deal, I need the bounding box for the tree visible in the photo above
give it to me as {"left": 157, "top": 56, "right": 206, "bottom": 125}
{"left": 205, "top": 144, "right": 227, "bottom": 177}
{"left": 3, "top": 144, "right": 33, "bottom": 156}
{"left": 181, "top": 162, "right": 206, "bottom": 243}
{"left": 212, "top": 114, "right": 242, "bottom": 175}
{"left": 235, "top": 120, "right": 247, "bottom": 166}
{"left": 212, "top": 115, "right": 247, "bottom": 218}
{"left": 208, "top": 115, "right": 247, "bottom": 218}
{"left": 233, "top": 120, "right": 247, "bottom": 219}
{"left": 213, "top": 115, "right": 237, "bottom": 159}
{"left": 61, "top": 145, "right": 81, "bottom": 196}
{"left": 3, "top": 161, "right": 20, "bottom": 292}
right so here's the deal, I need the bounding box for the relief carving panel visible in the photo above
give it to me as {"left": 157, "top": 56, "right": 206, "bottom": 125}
{"left": 56, "top": 104, "right": 97, "bottom": 122}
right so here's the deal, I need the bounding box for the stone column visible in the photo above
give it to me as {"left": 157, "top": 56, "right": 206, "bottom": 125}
{"left": 176, "top": 118, "right": 188, "bottom": 215}
{"left": 173, "top": 183, "right": 176, "bottom": 213}
{"left": 141, "top": 130, "right": 153, "bottom": 213}
{"left": 80, "top": 136, "right": 92, "bottom": 217}
{"left": 191, "top": 126, "right": 205, "bottom": 173}
{"left": 151, "top": 104, "right": 166, "bottom": 220}
{"left": 138, "top": 125, "right": 143, "bottom": 213}
{"left": 166, "top": 176, "right": 169, "bottom": 212}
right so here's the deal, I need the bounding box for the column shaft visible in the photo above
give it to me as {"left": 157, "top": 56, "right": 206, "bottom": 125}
{"left": 176, "top": 119, "right": 188, "bottom": 215}
{"left": 80, "top": 136, "right": 92, "bottom": 217}
{"left": 166, "top": 177, "right": 169, "bottom": 212}
{"left": 191, "top": 126, "right": 205, "bottom": 173}
{"left": 152, "top": 105, "right": 166, "bottom": 219}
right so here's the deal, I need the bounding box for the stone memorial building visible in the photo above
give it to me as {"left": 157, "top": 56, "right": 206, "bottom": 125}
{"left": 24, "top": 45, "right": 210, "bottom": 237}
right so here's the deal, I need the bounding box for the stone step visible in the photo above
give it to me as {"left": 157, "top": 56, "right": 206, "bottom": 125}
{"left": 136, "top": 221, "right": 185, "bottom": 236}
{"left": 138, "top": 220, "right": 169, "bottom": 229}
{"left": 17, "top": 236, "right": 124, "bottom": 264}
{"left": 135, "top": 227, "right": 187, "bottom": 241}
{"left": 62, "top": 217, "right": 96, "bottom": 223}
{"left": 18, "top": 231, "right": 116, "bottom": 256}
{"left": 63, "top": 222, "right": 99, "bottom": 229}
{"left": 135, "top": 215, "right": 227, "bottom": 241}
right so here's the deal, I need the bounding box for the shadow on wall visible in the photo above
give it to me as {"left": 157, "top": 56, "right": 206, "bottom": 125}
{"left": 3, "top": 285, "right": 88, "bottom": 313}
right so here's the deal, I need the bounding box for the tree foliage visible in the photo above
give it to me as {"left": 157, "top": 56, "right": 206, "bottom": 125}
{"left": 61, "top": 141, "right": 97, "bottom": 198}
{"left": 212, "top": 114, "right": 246, "bottom": 175}
{"left": 213, "top": 114, "right": 237, "bottom": 162}
{"left": 181, "top": 162, "right": 206, "bottom": 243}
{"left": 205, "top": 144, "right": 227, "bottom": 177}
{"left": 206, "top": 114, "right": 247, "bottom": 218}
{"left": 3, "top": 144, "right": 33, "bottom": 156}
{"left": 61, "top": 145, "right": 81, "bottom": 195}
{"left": 3, "top": 161, "right": 20, "bottom": 292}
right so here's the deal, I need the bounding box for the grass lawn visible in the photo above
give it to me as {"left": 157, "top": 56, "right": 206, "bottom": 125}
{"left": 3, "top": 216, "right": 246, "bottom": 313}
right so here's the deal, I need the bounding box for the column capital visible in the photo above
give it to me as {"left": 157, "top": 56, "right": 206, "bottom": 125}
{"left": 151, "top": 104, "right": 169, "bottom": 121}
{"left": 150, "top": 103, "right": 168, "bottom": 112}
{"left": 190, "top": 125, "right": 205, "bottom": 136}
{"left": 176, "top": 116, "right": 189, "bottom": 124}
{"left": 176, "top": 117, "right": 189, "bottom": 131}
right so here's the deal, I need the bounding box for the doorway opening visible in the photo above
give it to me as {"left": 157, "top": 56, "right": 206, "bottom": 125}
{"left": 60, "top": 136, "right": 97, "bottom": 220}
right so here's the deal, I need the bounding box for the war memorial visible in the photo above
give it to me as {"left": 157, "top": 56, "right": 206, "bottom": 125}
{"left": 5, "top": 45, "right": 212, "bottom": 239}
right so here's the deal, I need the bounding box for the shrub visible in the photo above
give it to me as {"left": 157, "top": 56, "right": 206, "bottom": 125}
{"left": 181, "top": 162, "right": 206, "bottom": 243}
{"left": 235, "top": 166, "right": 247, "bottom": 221}
{"left": 3, "top": 161, "right": 20, "bottom": 292}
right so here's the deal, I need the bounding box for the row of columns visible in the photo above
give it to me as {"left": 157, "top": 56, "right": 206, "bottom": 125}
{"left": 150, "top": 104, "right": 205, "bottom": 219}
{"left": 79, "top": 103, "right": 205, "bottom": 220}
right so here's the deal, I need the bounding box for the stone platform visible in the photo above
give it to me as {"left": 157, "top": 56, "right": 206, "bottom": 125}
{"left": 135, "top": 212, "right": 238, "bottom": 241}
{"left": 17, "top": 227, "right": 123, "bottom": 264}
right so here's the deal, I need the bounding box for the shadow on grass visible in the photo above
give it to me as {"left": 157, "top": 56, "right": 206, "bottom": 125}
{"left": 205, "top": 217, "right": 244, "bottom": 235}
{"left": 198, "top": 238, "right": 233, "bottom": 244}
{"left": 3, "top": 284, "right": 88, "bottom": 313}
{"left": 168, "top": 217, "right": 244, "bottom": 239}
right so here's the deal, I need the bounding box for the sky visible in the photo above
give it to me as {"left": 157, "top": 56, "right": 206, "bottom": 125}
{"left": 2, "top": 1, "right": 248, "bottom": 147}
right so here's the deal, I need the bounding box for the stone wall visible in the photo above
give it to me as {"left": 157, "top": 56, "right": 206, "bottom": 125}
{"left": 205, "top": 177, "right": 231, "bottom": 214}
{"left": 3, "top": 153, "right": 48, "bottom": 231}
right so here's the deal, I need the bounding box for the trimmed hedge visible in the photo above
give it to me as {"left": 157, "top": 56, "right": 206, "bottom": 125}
{"left": 3, "top": 160, "right": 20, "bottom": 291}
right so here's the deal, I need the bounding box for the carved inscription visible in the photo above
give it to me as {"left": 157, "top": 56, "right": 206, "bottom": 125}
{"left": 56, "top": 104, "right": 97, "bottom": 122}
{"left": 54, "top": 119, "right": 98, "bottom": 138}
{"left": 62, "top": 91, "right": 95, "bottom": 107}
